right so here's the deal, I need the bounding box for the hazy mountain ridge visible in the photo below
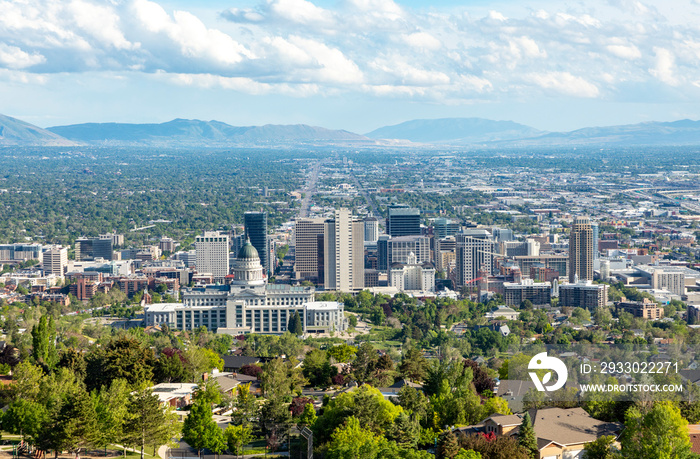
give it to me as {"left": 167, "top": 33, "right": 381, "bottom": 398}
{"left": 0, "top": 114, "right": 78, "bottom": 146}
{"left": 366, "top": 117, "right": 545, "bottom": 144}
{"left": 4, "top": 113, "right": 700, "bottom": 147}
{"left": 47, "top": 119, "right": 370, "bottom": 146}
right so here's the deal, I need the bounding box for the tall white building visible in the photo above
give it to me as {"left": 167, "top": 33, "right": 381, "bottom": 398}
{"left": 455, "top": 229, "right": 495, "bottom": 288}
{"left": 364, "top": 217, "right": 379, "bottom": 244}
{"left": 43, "top": 245, "right": 68, "bottom": 277}
{"left": 195, "top": 231, "right": 230, "bottom": 282}
{"left": 324, "top": 208, "right": 364, "bottom": 292}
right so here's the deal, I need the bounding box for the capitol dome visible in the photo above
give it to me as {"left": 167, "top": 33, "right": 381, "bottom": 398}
{"left": 237, "top": 240, "right": 260, "bottom": 260}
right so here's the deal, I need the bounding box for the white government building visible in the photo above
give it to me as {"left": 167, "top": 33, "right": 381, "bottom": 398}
{"left": 145, "top": 240, "right": 347, "bottom": 334}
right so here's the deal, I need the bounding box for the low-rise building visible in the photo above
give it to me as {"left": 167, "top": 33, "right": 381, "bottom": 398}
{"left": 559, "top": 281, "right": 608, "bottom": 309}
{"left": 503, "top": 279, "right": 551, "bottom": 307}
{"left": 616, "top": 298, "right": 664, "bottom": 319}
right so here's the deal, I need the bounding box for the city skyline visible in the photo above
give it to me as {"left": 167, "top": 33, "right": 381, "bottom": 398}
{"left": 1, "top": 0, "right": 700, "bottom": 133}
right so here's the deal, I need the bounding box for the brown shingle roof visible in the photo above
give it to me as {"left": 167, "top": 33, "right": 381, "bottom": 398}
{"left": 528, "top": 407, "right": 621, "bottom": 447}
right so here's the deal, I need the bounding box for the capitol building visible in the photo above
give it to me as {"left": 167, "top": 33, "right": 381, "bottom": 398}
{"left": 145, "top": 240, "right": 347, "bottom": 334}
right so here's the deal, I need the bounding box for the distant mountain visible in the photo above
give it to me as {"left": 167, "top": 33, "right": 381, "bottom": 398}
{"left": 47, "top": 119, "right": 371, "bottom": 147}
{"left": 513, "top": 119, "right": 700, "bottom": 146}
{"left": 0, "top": 114, "right": 76, "bottom": 146}
{"left": 365, "top": 117, "right": 545, "bottom": 144}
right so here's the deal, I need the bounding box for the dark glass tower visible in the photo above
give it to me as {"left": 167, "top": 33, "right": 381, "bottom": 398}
{"left": 386, "top": 204, "right": 421, "bottom": 237}
{"left": 244, "top": 212, "right": 269, "bottom": 275}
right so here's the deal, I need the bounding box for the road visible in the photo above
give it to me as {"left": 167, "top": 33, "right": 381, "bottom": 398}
{"left": 348, "top": 165, "right": 380, "bottom": 217}
{"left": 298, "top": 158, "right": 328, "bottom": 218}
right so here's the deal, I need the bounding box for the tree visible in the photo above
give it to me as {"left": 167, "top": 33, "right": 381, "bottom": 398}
{"left": 8, "top": 361, "right": 43, "bottom": 402}
{"left": 620, "top": 402, "right": 692, "bottom": 459}
{"left": 182, "top": 396, "right": 222, "bottom": 457}
{"left": 327, "top": 344, "right": 357, "bottom": 363}
{"left": 399, "top": 345, "right": 428, "bottom": 382}
{"left": 437, "top": 430, "right": 460, "bottom": 459}
{"left": 230, "top": 383, "right": 258, "bottom": 427}
{"left": 95, "top": 379, "right": 130, "bottom": 453}
{"left": 124, "top": 388, "right": 178, "bottom": 459}
{"left": 518, "top": 413, "right": 538, "bottom": 459}
{"left": 298, "top": 403, "right": 317, "bottom": 429}
{"left": 85, "top": 337, "right": 154, "bottom": 391}
{"left": 326, "top": 417, "right": 387, "bottom": 459}
{"left": 455, "top": 451, "right": 481, "bottom": 459}
{"left": 41, "top": 388, "right": 99, "bottom": 457}
{"left": 303, "top": 349, "right": 337, "bottom": 388}
{"left": 2, "top": 399, "right": 48, "bottom": 444}
{"left": 583, "top": 435, "right": 616, "bottom": 459}
{"left": 224, "top": 424, "right": 253, "bottom": 457}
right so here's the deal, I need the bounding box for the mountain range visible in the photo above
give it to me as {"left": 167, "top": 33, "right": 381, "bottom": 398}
{"left": 3, "top": 113, "right": 700, "bottom": 148}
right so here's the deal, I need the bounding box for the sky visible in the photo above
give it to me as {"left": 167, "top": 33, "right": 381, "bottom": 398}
{"left": 2, "top": 0, "right": 700, "bottom": 133}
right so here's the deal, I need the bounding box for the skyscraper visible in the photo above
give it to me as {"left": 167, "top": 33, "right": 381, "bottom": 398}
{"left": 43, "top": 245, "right": 68, "bottom": 277}
{"left": 433, "top": 218, "right": 460, "bottom": 239}
{"left": 195, "top": 231, "right": 230, "bottom": 282}
{"left": 591, "top": 222, "right": 599, "bottom": 259}
{"left": 324, "top": 208, "right": 364, "bottom": 291}
{"left": 386, "top": 204, "right": 421, "bottom": 237}
{"left": 294, "top": 218, "right": 326, "bottom": 282}
{"left": 455, "top": 229, "right": 495, "bottom": 288}
{"left": 245, "top": 212, "right": 270, "bottom": 275}
{"left": 569, "top": 216, "right": 594, "bottom": 283}
{"left": 76, "top": 236, "right": 113, "bottom": 261}
{"left": 364, "top": 216, "right": 379, "bottom": 244}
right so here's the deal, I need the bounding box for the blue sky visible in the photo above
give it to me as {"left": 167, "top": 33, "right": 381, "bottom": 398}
{"left": 2, "top": 0, "right": 700, "bottom": 133}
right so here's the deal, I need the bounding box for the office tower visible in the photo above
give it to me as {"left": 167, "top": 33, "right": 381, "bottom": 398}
{"left": 294, "top": 218, "right": 325, "bottom": 282}
{"left": 76, "top": 236, "right": 113, "bottom": 261}
{"left": 388, "top": 235, "right": 430, "bottom": 265}
{"left": 195, "top": 231, "right": 230, "bottom": 282}
{"left": 433, "top": 218, "right": 460, "bottom": 239}
{"left": 386, "top": 204, "right": 421, "bottom": 237}
{"left": 591, "top": 222, "right": 599, "bottom": 259}
{"left": 569, "top": 216, "right": 594, "bottom": 283}
{"left": 492, "top": 228, "right": 514, "bottom": 242}
{"left": 43, "top": 245, "right": 68, "bottom": 277}
{"left": 364, "top": 217, "right": 379, "bottom": 244}
{"left": 245, "top": 212, "right": 270, "bottom": 275}
{"left": 455, "top": 229, "right": 495, "bottom": 288}
{"left": 230, "top": 233, "right": 245, "bottom": 257}
{"left": 324, "top": 209, "right": 364, "bottom": 291}
{"left": 435, "top": 236, "right": 456, "bottom": 272}
{"left": 377, "top": 235, "right": 390, "bottom": 271}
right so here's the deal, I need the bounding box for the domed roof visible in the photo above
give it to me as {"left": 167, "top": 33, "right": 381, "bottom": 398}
{"left": 237, "top": 240, "right": 259, "bottom": 260}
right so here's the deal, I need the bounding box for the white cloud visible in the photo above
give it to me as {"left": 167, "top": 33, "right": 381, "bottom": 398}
{"left": 649, "top": 47, "right": 678, "bottom": 86}
{"left": 528, "top": 72, "right": 600, "bottom": 98}
{"left": 0, "top": 0, "right": 699, "bottom": 106}
{"left": 402, "top": 32, "right": 441, "bottom": 51}
{"left": 607, "top": 44, "right": 642, "bottom": 60}
{"left": 269, "top": 0, "right": 334, "bottom": 26}
{"left": 0, "top": 43, "right": 45, "bottom": 69}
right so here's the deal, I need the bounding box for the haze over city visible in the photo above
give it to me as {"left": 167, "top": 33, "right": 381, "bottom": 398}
{"left": 2, "top": 0, "right": 700, "bottom": 132}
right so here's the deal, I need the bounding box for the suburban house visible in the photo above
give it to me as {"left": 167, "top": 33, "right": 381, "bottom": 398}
{"left": 457, "top": 407, "right": 621, "bottom": 459}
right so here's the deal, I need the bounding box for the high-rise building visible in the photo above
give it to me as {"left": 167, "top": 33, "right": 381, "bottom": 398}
{"left": 388, "top": 235, "right": 431, "bottom": 265}
{"left": 195, "top": 231, "right": 230, "bottom": 282}
{"left": 493, "top": 228, "right": 514, "bottom": 242}
{"left": 324, "top": 209, "right": 364, "bottom": 291}
{"left": 591, "top": 222, "right": 599, "bottom": 259}
{"left": 76, "top": 236, "right": 113, "bottom": 261}
{"left": 455, "top": 229, "right": 495, "bottom": 288}
{"left": 364, "top": 217, "right": 379, "bottom": 244}
{"left": 433, "top": 218, "right": 460, "bottom": 239}
{"left": 386, "top": 204, "right": 421, "bottom": 237}
{"left": 569, "top": 216, "right": 594, "bottom": 283}
{"left": 377, "top": 235, "right": 391, "bottom": 271}
{"left": 43, "top": 245, "right": 68, "bottom": 277}
{"left": 294, "top": 218, "right": 326, "bottom": 282}
{"left": 244, "top": 212, "right": 270, "bottom": 275}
